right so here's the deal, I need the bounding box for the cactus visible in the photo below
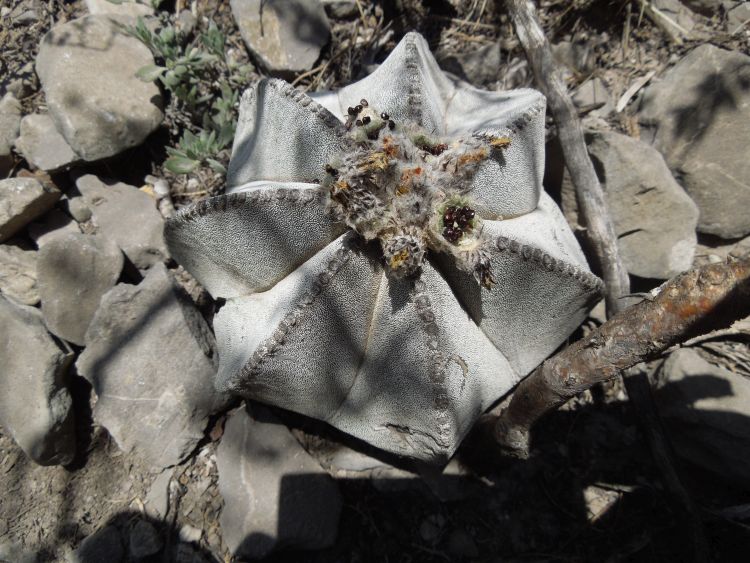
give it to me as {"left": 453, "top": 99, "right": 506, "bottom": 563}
{"left": 165, "top": 33, "right": 603, "bottom": 463}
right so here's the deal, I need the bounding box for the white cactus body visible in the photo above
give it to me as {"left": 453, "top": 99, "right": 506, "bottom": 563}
{"left": 166, "top": 32, "right": 603, "bottom": 463}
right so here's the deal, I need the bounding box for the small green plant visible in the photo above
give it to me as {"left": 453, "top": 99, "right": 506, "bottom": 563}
{"left": 121, "top": 14, "right": 253, "bottom": 176}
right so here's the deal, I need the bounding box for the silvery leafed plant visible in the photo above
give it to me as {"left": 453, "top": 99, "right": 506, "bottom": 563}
{"left": 166, "top": 33, "right": 603, "bottom": 463}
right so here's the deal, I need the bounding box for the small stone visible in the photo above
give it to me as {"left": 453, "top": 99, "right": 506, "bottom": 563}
{"left": 0, "top": 240, "right": 39, "bottom": 305}
{"left": 179, "top": 524, "right": 202, "bottom": 544}
{"left": 652, "top": 0, "right": 698, "bottom": 33}
{"left": 61, "top": 194, "right": 93, "bottom": 223}
{"left": 36, "top": 15, "right": 164, "bottom": 161}
{"left": 28, "top": 208, "right": 81, "bottom": 247}
{"left": 582, "top": 485, "right": 620, "bottom": 522}
{"left": 0, "top": 177, "right": 61, "bottom": 242}
{"left": 145, "top": 470, "right": 172, "bottom": 519}
{"left": 584, "top": 131, "right": 698, "bottom": 279}
{"left": 76, "top": 174, "right": 168, "bottom": 268}
{"left": 446, "top": 529, "right": 479, "bottom": 558}
{"left": 14, "top": 113, "right": 80, "bottom": 172}
{"left": 552, "top": 40, "right": 595, "bottom": 74}
{"left": 639, "top": 45, "right": 750, "bottom": 238}
{"left": 572, "top": 77, "right": 614, "bottom": 117}
{"left": 76, "top": 264, "right": 226, "bottom": 468}
{"left": 438, "top": 42, "right": 502, "bottom": 86}
{"left": 728, "top": 3, "right": 750, "bottom": 30}
{"left": 85, "top": 0, "right": 154, "bottom": 18}
{"left": 656, "top": 348, "right": 750, "bottom": 490}
{"left": 321, "top": 0, "right": 358, "bottom": 18}
{"left": 69, "top": 526, "right": 124, "bottom": 563}
{"left": 230, "top": 0, "right": 331, "bottom": 74}
{"left": 0, "top": 295, "right": 75, "bottom": 465}
{"left": 38, "top": 233, "right": 124, "bottom": 346}
{"left": 0, "top": 93, "right": 21, "bottom": 175}
{"left": 129, "top": 519, "right": 163, "bottom": 559}
{"left": 217, "top": 405, "right": 342, "bottom": 559}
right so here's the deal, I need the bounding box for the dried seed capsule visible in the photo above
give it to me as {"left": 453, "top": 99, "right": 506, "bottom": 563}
{"left": 360, "top": 98, "right": 369, "bottom": 107}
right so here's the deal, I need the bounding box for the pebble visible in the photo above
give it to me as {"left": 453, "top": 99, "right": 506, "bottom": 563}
{"left": 14, "top": 113, "right": 80, "bottom": 172}
{"left": 0, "top": 177, "right": 61, "bottom": 242}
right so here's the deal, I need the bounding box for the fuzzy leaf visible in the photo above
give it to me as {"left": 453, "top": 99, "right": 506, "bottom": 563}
{"left": 165, "top": 156, "right": 199, "bottom": 174}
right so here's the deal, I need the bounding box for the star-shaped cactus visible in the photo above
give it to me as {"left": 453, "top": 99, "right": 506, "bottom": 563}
{"left": 165, "top": 33, "right": 603, "bottom": 463}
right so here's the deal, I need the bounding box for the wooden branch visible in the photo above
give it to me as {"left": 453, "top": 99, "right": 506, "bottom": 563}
{"left": 505, "top": 0, "right": 630, "bottom": 315}
{"left": 489, "top": 256, "right": 750, "bottom": 459}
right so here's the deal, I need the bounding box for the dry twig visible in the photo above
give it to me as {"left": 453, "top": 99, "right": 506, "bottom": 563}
{"left": 504, "top": 0, "right": 630, "bottom": 316}
{"left": 489, "top": 256, "right": 750, "bottom": 458}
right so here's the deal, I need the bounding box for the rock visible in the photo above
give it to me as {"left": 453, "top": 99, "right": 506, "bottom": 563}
{"left": 145, "top": 470, "right": 172, "bottom": 519}
{"left": 129, "top": 519, "right": 163, "bottom": 559}
{"left": 230, "top": 0, "right": 330, "bottom": 74}
{"left": 75, "top": 174, "right": 168, "bottom": 268}
{"left": 552, "top": 40, "right": 595, "bottom": 75}
{"left": 61, "top": 193, "right": 93, "bottom": 223}
{"left": 0, "top": 93, "right": 21, "bottom": 175}
{"left": 0, "top": 240, "right": 39, "bottom": 305}
{"left": 69, "top": 526, "right": 124, "bottom": 563}
{"left": 217, "top": 405, "right": 342, "bottom": 559}
{"left": 36, "top": 15, "right": 164, "bottom": 161}
{"left": 14, "top": 114, "right": 80, "bottom": 172}
{"left": 554, "top": 131, "right": 699, "bottom": 279}
{"left": 681, "top": 0, "right": 725, "bottom": 15}
{"left": 639, "top": 45, "right": 750, "bottom": 238}
{"left": 572, "top": 77, "right": 614, "bottom": 117}
{"left": 0, "top": 295, "right": 75, "bottom": 465}
{"left": 438, "top": 42, "right": 502, "bottom": 86}
{"left": 652, "top": 0, "right": 698, "bottom": 32}
{"left": 38, "top": 233, "right": 124, "bottom": 346}
{"left": 655, "top": 348, "right": 750, "bottom": 490}
{"left": 728, "top": 2, "right": 750, "bottom": 29}
{"left": 179, "top": 524, "right": 202, "bottom": 544}
{"left": 0, "top": 177, "right": 61, "bottom": 242}
{"left": 586, "top": 131, "right": 698, "bottom": 279}
{"left": 28, "top": 208, "right": 81, "bottom": 247}
{"left": 76, "top": 264, "right": 225, "bottom": 468}
{"left": 321, "top": 0, "right": 358, "bottom": 18}
{"left": 85, "top": 0, "right": 154, "bottom": 18}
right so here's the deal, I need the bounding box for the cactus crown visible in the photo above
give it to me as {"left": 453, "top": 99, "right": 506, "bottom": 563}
{"left": 323, "top": 98, "right": 511, "bottom": 289}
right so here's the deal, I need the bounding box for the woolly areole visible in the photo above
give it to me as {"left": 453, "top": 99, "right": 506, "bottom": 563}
{"left": 165, "top": 32, "right": 603, "bottom": 463}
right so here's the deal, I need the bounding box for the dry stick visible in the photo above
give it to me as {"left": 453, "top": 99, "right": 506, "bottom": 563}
{"left": 502, "top": 2, "right": 725, "bottom": 560}
{"left": 505, "top": 0, "right": 630, "bottom": 317}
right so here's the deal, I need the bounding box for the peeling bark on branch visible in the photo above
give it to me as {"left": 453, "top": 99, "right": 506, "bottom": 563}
{"left": 505, "top": 0, "right": 630, "bottom": 315}
{"left": 491, "top": 257, "right": 750, "bottom": 459}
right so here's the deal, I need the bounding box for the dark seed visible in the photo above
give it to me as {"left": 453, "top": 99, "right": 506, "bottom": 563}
{"left": 355, "top": 104, "right": 363, "bottom": 113}
{"left": 381, "top": 112, "right": 389, "bottom": 120}
{"left": 347, "top": 106, "right": 356, "bottom": 115}
{"left": 355, "top": 119, "right": 362, "bottom": 126}
{"left": 360, "top": 98, "right": 368, "bottom": 107}
{"left": 388, "top": 120, "right": 395, "bottom": 129}
{"left": 362, "top": 116, "right": 371, "bottom": 125}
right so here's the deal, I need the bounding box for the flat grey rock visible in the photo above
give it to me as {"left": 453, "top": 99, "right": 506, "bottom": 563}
{"left": 217, "top": 405, "right": 341, "bottom": 559}
{"left": 728, "top": 2, "right": 750, "bottom": 30}
{"left": 85, "top": 0, "right": 154, "bottom": 18}
{"left": 61, "top": 193, "right": 93, "bottom": 223}
{"left": 76, "top": 264, "right": 226, "bottom": 468}
{"left": 652, "top": 0, "right": 697, "bottom": 33}
{"left": 28, "top": 208, "right": 81, "bottom": 247}
{"left": 566, "top": 131, "right": 699, "bottom": 279}
{"left": 572, "top": 77, "right": 613, "bottom": 117}
{"left": 69, "top": 526, "right": 124, "bottom": 563}
{"left": 639, "top": 44, "right": 750, "bottom": 238}
{"left": 0, "top": 294, "right": 75, "bottom": 465}
{"left": 656, "top": 348, "right": 750, "bottom": 490}
{"left": 14, "top": 113, "right": 80, "bottom": 172}
{"left": 38, "top": 233, "right": 124, "bottom": 346}
{"left": 0, "top": 177, "right": 61, "bottom": 242}
{"left": 437, "top": 42, "right": 502, "bottom": 86}
{"left": 0, "top": 93, "right": 21, "bottom": 175}
{"left": 230, "top": 0, "right": 330, "bottom": 74}
{"left": 76, "top": 174, "right": 168, "bottom": 268}
{"left": 36, "top": 15, "right": 164, "bottom": 161}
{"left": 0, "top": 240, "right": 39, "bottom": 305}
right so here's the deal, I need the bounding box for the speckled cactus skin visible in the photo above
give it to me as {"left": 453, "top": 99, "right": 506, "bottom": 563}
{"left": 165, "top": 32, "right": 603, "bottom": 463}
